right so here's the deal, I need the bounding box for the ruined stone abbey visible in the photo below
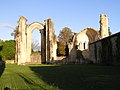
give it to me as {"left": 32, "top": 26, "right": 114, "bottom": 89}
{"left": 15, "top": 14, "right": 115, "bottom": 65}
{"left": 68, "top": 14, "right": 110, "bottom": 62}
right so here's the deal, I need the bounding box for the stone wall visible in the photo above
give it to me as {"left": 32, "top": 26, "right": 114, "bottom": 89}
{"left": 89, "top": 32, "right": 120, "bottom": 65}
{"left": 5, "top": 60, "right": 15, "bottom": 64}
{"left": 30, "top": 53, "right": 41, "bottom": 64}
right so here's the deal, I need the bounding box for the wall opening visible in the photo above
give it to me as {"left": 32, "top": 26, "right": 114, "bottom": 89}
{"left": 83, "top": 42, "right": 86, "bottom": 49}
{"left": 31, "top": 29, "right": 41, "bottom": 63}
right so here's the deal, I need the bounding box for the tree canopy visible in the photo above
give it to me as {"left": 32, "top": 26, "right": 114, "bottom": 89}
{"left": 57, "top": 27, "right": 73, "bottom": 55}
{"left": 0, "top": 40, "right": 15, "bottom": 60}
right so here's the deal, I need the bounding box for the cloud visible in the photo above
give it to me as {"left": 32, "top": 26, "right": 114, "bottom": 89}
{"left": 0, "top": 24, "right": 16, "bottom": 29}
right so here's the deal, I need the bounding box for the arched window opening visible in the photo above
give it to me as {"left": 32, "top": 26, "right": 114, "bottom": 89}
{"left": 83, "top": 42, "right": 86, "bottom": 49}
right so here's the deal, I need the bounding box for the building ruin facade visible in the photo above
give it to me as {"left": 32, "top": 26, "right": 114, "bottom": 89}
{"left": 68, "top": 14, "right": 110, "bottom": 62}
{"left": 15, "top": 16, "right": 57, "bottom": 65}
{"left": 15, "top": 14, "right": 110, "bottom": 64}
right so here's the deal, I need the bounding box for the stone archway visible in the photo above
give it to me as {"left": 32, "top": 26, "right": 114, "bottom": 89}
{"left": 26, "top": 22, "right": 45, "bottom": 64}
{"left": 15, "top": 16, "right": 57, "bottom": 65}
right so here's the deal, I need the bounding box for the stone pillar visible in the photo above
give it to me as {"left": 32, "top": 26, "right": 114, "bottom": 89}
{"left": 15, "top": 29, "right": 19, "bottom": 64}
{"left": 40, "top": 29, "right": 46, "bottom": 64}
{"left": 49, "top": 19, "right": 53, "bottom": 61}
{"left": 100, "top": 14, "right": 109, "bottom": 38}
{"left": 45, "top": 18, "right": 57, "bottom": 62}
{"left": 17, "top": 16, "right": 27, "bottom": 65}
{"left": 45, "top": 20, "right": 50, "bottom": 63}
{"left": 26, "top": 25, "right": 31, "bottom": 63}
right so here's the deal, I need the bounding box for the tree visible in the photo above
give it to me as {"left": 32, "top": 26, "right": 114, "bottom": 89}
{"left": 31, "top": 39, "right": 41, "bottom": 53}
{"left": 11, "top": 26, "right": 18, "bottom": 39}
{"left": 57, "top": 27, "right": 73, "bottom": 55}
{"left": 0, "top": 40, "right": 16, "bottom": 60}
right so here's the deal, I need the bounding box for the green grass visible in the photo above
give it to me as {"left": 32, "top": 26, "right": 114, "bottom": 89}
{"left": 0, "top": 64, "right": 120, "bottom": 90}
{"left": 0, "top": 64, "right": 58, "bottom": 90}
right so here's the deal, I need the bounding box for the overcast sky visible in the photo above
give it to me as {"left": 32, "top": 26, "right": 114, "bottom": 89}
{"left": 0, "top": 0, "right": 120, "bottom": 40}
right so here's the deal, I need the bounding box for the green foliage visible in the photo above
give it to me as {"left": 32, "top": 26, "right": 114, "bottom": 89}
{"left": 0, "top": 40, "right": 15, "bottom": 60}
{"left": 11, "top": 26, "right": 19, "bottom": 39}
{"left": 57, "top": 27, "right": 73, "bottom": 55}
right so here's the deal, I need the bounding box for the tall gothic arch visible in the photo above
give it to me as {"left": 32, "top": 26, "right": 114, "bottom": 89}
{"left": 15, "top": 16, "right": 57, "bottom": 65}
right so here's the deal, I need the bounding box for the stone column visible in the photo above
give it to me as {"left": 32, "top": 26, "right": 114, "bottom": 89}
{"left": 17, "top": 16, "right": 27, "bottom": 65}
{"left": 26, "top": 26, "right": 31, "bottom": 63}
{"left": 15, "top": 33, "right": 19, "bottom": 64}
{"left": 45, "top": 20, "right": 50, "bottom": 63}
{"left": 45, "top": 18, "right": 57, "bottom": 62}
{"left": 40, "top": 29, "right": 46, "bottom": 64}
{"left": 100, "top": 14, "right": 109, "bottom": 38}
{"left": 15, "top": 31, "right": 20, "bottom": 64}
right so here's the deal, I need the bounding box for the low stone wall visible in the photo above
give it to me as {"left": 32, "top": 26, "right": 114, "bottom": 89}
{"left": 89, "top": 32, "right": 120, "bottom": 65}
{"left": 30, "top": 53, "right": 41, "bottom": 64}
{"left": 55, "top": 56, "right": 65, "bottom": 60}
{"left": 5, "top": 60, "right": 15, "bottom": 64}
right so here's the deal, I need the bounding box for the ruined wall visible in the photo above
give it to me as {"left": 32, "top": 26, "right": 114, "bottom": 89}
{"left": 68, "top": 28, "right": 100, "bottom": 62}
{"left": 68, "top": 34, "right": 77, "bottom": 62}
{"left": 89, "top": 32, "right": 120, "bottom": 65}
{"left": 45, "top": 19, "right": 57, "bottom": 62}
{"left": 16, "top": 16, "right": 57, "bottom": 65}
{"left": 76, "top": 30, "right": 89, "bottom": 51}
{"left": 68, "top": 14, "right": 109, "bottom": 63}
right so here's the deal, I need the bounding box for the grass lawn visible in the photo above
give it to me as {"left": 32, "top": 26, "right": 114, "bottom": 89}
{"left": 0, "top": 64, "right": 120, "bottom": 90}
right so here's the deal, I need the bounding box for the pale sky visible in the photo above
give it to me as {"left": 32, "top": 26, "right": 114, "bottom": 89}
{"left": 0, "top": 0, "right": 120, "bottom": 40}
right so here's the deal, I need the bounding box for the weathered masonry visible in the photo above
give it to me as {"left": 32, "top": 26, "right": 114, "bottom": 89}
{"left": 15, "top": 16, "right": 57, "bottom": 65}
{"left": 68, "top": 14, "right": 110, "bottom": 62}
{"left": 89, "top": 32, "right": 120, "bottom": 65}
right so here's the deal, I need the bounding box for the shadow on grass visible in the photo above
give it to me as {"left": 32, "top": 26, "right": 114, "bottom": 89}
{"left": 30, "top": 65, "right": 81, "bottom": 90}
{"left": 0, "top": 57, "right": 5, "bottom": 78}
{"left": 29, "top": 64, "right": 120, "bottom": 90}
{"left": 0, "top": 63, "right": 5, "bottom": 77}
{"left": 0, "top": 46, "right": 5, "bottom": 78}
